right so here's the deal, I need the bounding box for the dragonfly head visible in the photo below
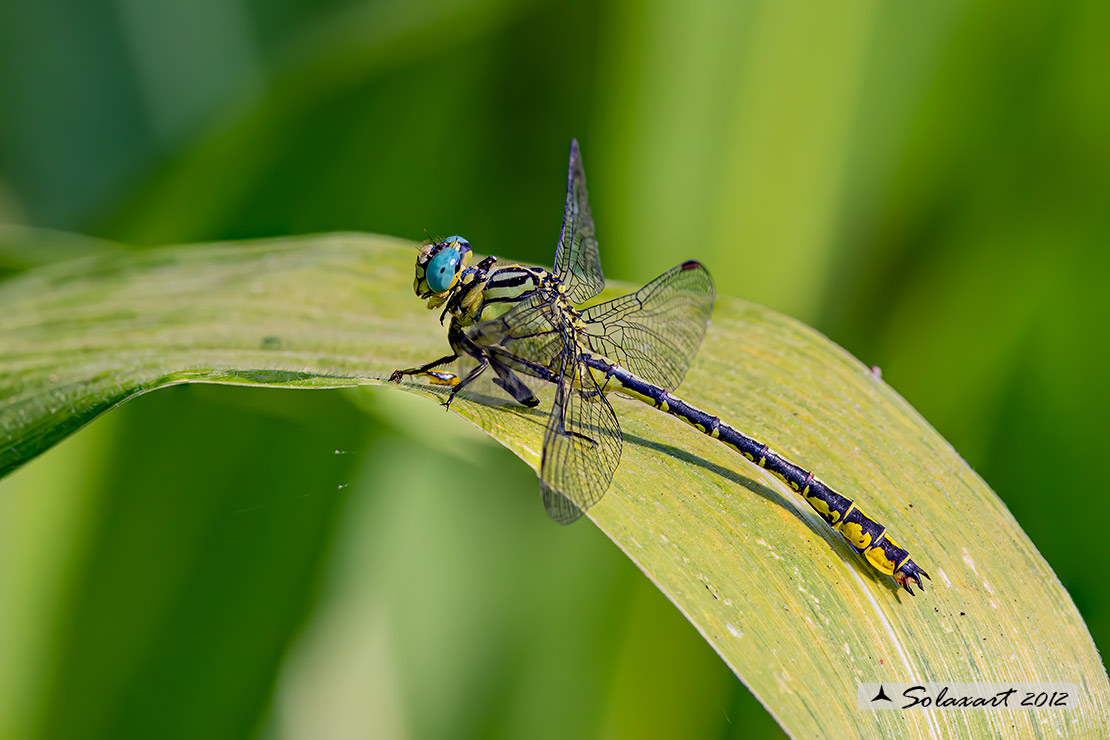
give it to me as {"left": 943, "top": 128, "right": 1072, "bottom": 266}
{"left": 414, "top": 235, "right": 472, "bottom": 300}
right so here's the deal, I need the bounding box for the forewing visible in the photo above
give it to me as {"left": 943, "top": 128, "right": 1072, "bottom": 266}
{"left": 540, "top": 369, "right": 622, "bottom": 525}
{"left": 580, "top": 260, "right": 715, "bottom": 391}
{"left": 554, "top": 140, "right": 606, "bottom": 305}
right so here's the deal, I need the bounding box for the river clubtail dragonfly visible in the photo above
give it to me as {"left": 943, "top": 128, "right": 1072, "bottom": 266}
{"left": 389, "top": 140, "right": 929, "bottom": 594}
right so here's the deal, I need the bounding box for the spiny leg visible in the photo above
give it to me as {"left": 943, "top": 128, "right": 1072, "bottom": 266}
{"left": 442, "top": 356, "right": 489, "bottom": 410}
{"left": 490, "top": 358, "right": 540, "bottom": 408}
{"left": 389, "top": 352, "right": 460, "bottom": 385}
{"left": 485, "top": 346, "right": 564, "bottom": 407}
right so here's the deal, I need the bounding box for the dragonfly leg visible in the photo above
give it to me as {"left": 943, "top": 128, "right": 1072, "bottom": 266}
{"left": 389, "top": 352, "right": 460, "bottom": 384}
{"left": 443, "top": 356, "right": 490, "bottom": 410}
{"left": 490, "top": 359, "right": 540, "bottom": 407}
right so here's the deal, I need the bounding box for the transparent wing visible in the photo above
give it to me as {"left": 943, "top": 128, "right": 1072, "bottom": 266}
{"left": 554, "top": 140, "right": 606, "bottom": 305}
{"left": 540, "top": 365, "right": 623, "bottom": 525}
{"left": 466, "top": 292, "right": 565, "bottom": 369}
{"left": 580, "top": 260, "right": 715, "bottom": 391}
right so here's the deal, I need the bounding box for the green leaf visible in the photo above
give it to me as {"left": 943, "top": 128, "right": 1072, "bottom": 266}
{"left": 2, "top": 233, "right": 1107, "bottom": 738}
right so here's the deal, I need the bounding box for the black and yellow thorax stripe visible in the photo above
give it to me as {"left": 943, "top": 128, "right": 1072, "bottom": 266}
{"left": 456, "top": 265, "right": 553, "bottom": 324}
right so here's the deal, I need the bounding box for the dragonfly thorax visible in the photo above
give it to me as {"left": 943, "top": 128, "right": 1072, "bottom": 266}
{"left": 468, "top": 265, "right": 551, "bottom": 323}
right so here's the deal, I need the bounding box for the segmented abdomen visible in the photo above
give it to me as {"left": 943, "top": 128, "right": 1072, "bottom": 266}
{"left": 582, "top": 355, "right": 929, "bottom": 593}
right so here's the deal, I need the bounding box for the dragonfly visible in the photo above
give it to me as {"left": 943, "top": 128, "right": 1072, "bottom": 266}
{"left": 389, "top": 140, "right": 929, "bottom": 594}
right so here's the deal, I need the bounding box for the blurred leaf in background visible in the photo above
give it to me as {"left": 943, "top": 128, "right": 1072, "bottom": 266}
{"left": 1, "top": 0, "right": 1108, "bottom": 738}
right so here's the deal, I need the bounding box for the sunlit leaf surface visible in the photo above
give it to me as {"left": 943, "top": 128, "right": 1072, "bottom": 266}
{"left": 2, "top": 233, "right": 1107, "bottom": 738}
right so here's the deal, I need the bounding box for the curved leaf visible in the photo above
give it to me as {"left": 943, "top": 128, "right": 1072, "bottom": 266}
{"left": 1, "top": 233, "right": 1106, "bottom": 738}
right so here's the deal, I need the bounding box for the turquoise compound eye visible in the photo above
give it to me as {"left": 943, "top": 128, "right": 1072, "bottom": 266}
{"left": 426, "top": 248, "right": 463, "bottom": 293}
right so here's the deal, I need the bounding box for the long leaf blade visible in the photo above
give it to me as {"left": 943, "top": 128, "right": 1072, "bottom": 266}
{"left": 1, "top": 233, "right": 1106, "bottom": 738}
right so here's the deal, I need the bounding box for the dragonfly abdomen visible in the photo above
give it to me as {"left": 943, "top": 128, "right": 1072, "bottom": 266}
{"left": 582, "top": 354, "right": 929, "bottom": 594}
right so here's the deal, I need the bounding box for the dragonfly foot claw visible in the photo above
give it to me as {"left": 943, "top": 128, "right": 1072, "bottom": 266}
{"left": 442, "top": 388, "right": 462, "bottom": 411}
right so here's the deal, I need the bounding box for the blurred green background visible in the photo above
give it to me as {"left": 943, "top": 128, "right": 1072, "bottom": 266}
{"left": 1, "top": 1, "right": 1108, "bottom": 738}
